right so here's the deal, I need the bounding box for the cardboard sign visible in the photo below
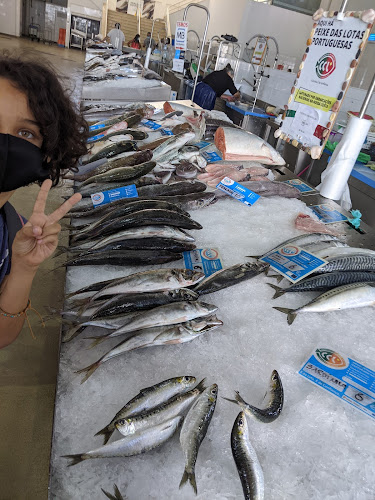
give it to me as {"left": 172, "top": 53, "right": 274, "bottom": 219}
{"left": 278, "top": 11, "right": 373, "bottom": 157}
{"left": 299, "top": 346, "right": 375, "bottom": 421}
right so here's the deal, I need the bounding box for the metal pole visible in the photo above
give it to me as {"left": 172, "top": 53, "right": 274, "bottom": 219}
{"left": 358, "top": 72, "right": 375, "bottom": 119}
{"left": 183, "top": 3, "right": 210, "bottom": 102}
{"left": 339, "top": 0, "right": 348, "bottom": 13}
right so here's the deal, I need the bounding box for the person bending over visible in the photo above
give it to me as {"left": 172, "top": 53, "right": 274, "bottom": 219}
{"left": 193, "top": 64, "right": 240, "bottom": 110}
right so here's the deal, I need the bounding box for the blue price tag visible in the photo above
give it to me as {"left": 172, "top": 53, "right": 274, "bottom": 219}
{"left": 87, "top": 133, "right": 105, "bottom": 143}
{"left": 89, "top": 123, "right": 106, "bottom": 132}
{"left": 91, "top": 184, "right": 138, "bottom": 207}
{"left": 299, "top": 346, "right": 375, "bottom": 421}
{"left": 193, "top": 141, "right": 211, "bottom": 149}
{"left": 310, "top": 204, "right": 348, "bottom": 224}
{"left": 216, "top": 177, "right": 260, "bottom": 206}
{"left": 201, "top": 150, "right": 222, "bottom": 163}
{"left": 141, "top": 120, "right": 162, "bottom": 130}
{"left": 183, "top": 248, "right": 222, "bottom": 277}
{"left": 161, "top": 128, "right": 174, "bottom": 136}
{"left": 260, "top": 245, "right": 327, "bottom": 283}
{"left": 283, "top": 179, "right": 316, "bottom": 194}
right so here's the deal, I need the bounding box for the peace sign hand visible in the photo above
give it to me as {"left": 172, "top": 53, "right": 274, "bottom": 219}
{"left": 12, "top": 180, "right": 82, "bottom": 272}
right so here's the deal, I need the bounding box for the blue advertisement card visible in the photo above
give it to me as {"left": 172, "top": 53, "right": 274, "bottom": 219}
{"left": 311, "top": 204, "right": 348, "bottom": 224}
{"left": 216, "top": 177, "right": 260, "bottom": 206}
{"left": 183, "top": 248, "right": 222, "bottom": 277}
{"left": 299, "top": 346, "right": 375, "bottom": 421}
{"left": 91, "top": 184, "right": 138, "bottom": 207}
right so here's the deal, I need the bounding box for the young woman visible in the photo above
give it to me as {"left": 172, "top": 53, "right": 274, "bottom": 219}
{"left": 128, "top": 34, "right": 141, "bottom": 50}
{"left": 0, "top": 54, "right": 87, "bottom": 347}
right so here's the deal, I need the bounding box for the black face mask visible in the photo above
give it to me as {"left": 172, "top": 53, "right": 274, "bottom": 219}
{"left": 0, "top": 133, "right": 51, "bottom": 192}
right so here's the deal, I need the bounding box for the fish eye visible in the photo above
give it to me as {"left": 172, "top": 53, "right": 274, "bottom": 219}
{"left": 184, "top": 376, "right": 190, "bottom": 381}
{"left": 118, "top": 419, "right": 125, "bottom": 425}
{"left": 239, "top": 418, "right": 243, "bottom": 426}
{"left": 211, "top": 388, "right": 217, "bottom": 395}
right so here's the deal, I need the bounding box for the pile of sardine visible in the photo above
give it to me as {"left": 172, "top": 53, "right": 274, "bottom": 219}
{"left": 64, "top": 375, "right": 218, "bottom": 496}
{"left": 252, "top": 233, "right": 375, "bottom": 324}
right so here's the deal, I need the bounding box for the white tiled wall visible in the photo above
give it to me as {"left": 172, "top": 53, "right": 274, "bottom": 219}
{"left": 236, "top": 69, "right": 375, "bottom": 127}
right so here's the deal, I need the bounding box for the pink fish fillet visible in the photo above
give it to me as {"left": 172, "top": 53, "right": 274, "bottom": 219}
{"left": 214, "top": 127, "right": 285, "bottom": 165}
{"left": 295, "top": 213, "right": 343, "bottom": 236}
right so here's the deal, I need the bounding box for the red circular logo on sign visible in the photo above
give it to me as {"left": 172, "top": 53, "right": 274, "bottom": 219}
{"left": 315, "top": 53, "right": 336, "bottom": 79}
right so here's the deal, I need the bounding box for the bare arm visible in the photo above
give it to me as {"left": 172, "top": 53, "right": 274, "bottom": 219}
{"left": 0, "top": 180, "right": 81, "bottom": 348}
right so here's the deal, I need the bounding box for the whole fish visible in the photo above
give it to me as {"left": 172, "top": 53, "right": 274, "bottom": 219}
{"left": 62, "top": 315, "right": 135, "bottom": 343}
{"left": 144, "top": 192, "right": 217, "bottom": 211}
{"left": 231, "top": 411, "right": 265, "bottom": 500}
{"left": 224, "top": 370, "right": 283, "bottom": 423}
{"left": 74, "top": 150, "right": 153, "bottom": 182}
{"left": 176, "top": 162, "right": 198, "bottom": 179}
{"left": 79, "top": 161, "right": 156, "bottom": 186}
{"left": 101, "top": 484, "right": 125, "bottom": 500}
{"left": 88, "top": 226, "right": 195, "bottom": 251}
{"left": 135, "top": 180, "right": 207, "bottom": 199}
{"left": 115, "top": 380, "right": 205, "bottom": 436}
{"left": 88, "top": 136, "right": 132, "bottom": 156}
{"left": 179, "top": 384, "right": 218, "bottom": 494}
{"left": 88, "top": 117, "right": 146, "bottom": 142}
{"left": 91, "top": 288, "right": 199, "bottom": 319}
{"left": 71, "top": 210, "right": 202, "bottom": 243}
{"left": 90, "top": 269, "right": 204, "bottom": 301}
{"left": 63, "top": 416, "right": 181, "bottom": 466}
{"left": 88, "top": 112, "right": 144, "bottom": 138}
{"left": 138, "top": 136, "right": 169, "bottom": 151}
{"left": 89, "top": 301, "right": 218, "bottom": 346}
{"left": 85, "top": 140, "right": 138, "bottom": 164}
{"left": 313, "top": 254, "right": 375, "bottom": 274}
{"left": 69, "top": 238, "right": 196, "bottom": 255}
{"left": 214, "top": 127, "right": 285, "bottom": 165}
{"left": 95, "top": 376, "right": 197, "bottom": 445}
{"left": 314, "top": 246, "right": 375, "bottom": 260}
{"left": 269, "top": 271, "right": 375, "bottom": 298}
{"left": 216, "top": 180, "right": 300, "bottom": 199}
{"left": 66, "top": 278, "right": 119, "bottom": 299}
{"left": 248, "top": 233, "right": 344, "bottom": 259}
{"left": 78, "top": 177, "right": 160, "bottom": 198}
{"left": 274, "top": 282, "right": 375, "bottom": 325}
{"left": 77, "top": 317, "right": 221, "bottom": 383}
{"left": 153, "top": 132, "right": 196, "bottom": 160}
{"left": 194, "top": 262, "right": 268, "bottom": 295}
{"left": 67, "top": 197, "right": 190, "bottom": 220}
{"left": 62, "top": 249, "right": 182, "bottom": 267}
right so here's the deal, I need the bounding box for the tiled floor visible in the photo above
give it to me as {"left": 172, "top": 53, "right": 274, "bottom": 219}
{"left": 0, "top": 35, "right": 85, "bottom": 500}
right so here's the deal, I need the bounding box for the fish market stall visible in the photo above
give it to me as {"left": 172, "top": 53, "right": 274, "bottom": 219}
{"left": 82, "top": 48, "right": 171, "bottom": 103}
{"left": 48, "top": 97, "right": 375, "bottom": 499}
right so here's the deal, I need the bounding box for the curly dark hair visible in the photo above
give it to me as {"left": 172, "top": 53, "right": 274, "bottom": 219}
{"left": 0, "top": 53, "right": 88, "bottom": 186}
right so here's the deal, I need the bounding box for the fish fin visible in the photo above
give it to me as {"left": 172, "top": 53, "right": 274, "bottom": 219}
{"left": 273, "top": 307, "right": 296, "bottom": 325}
{"left": 62, "top": 325, "right": 84, "bottom": 343}
{"left": 87, "top": 336, "right": 108, "bottom": 348}
{"left": 62, "top": 454, "right": 85, "bottom": 467}
{"left": 113, "top": 484, "right": 125, "bottom": 500}
{"left": 267, "top": 283, "right": 285, "bottom": 299}
{"left": 101, "top": 488, "right": 117, "bottom": 500}
{"left": 75, "top": 360, "right": 101, "bottom": 383}
{"left": 179, "top": 468, "right": 197, "bottom": 494}
{"left": 95, "top": 425, "right": 114, "bottom": 445}
{"left": 195, "top": 378, "right": 206, "bottom": 392}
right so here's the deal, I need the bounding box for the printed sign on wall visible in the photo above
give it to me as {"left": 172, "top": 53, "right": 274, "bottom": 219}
{"left": 277, "top": 9, "right": 374, "bottom": 159}
{"left": 251, "top": 37, "right": 268, "bottom": 65}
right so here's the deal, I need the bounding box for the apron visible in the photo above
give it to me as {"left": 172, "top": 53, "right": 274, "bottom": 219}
{"left": 193, "top": 82, "right": 217, "bottom": 110}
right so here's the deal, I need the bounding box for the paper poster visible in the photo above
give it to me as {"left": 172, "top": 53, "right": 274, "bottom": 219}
{"left": 278, "top": 10, "right": 373, "bottom": 157}
{"left": 175, "top": 21, "right": 188, "bottom": 51}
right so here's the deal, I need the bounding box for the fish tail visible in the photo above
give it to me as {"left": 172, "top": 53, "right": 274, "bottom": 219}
{"left": 267, "top": 273, "right": 283, "bottom": 283}
{"left": 61, "top": 325, "right": 84, "bottom": 343}
{"left": 222, "top": 391, "right": 248, "bottom": 410}
{"left": 87, "top": 336, "right": 108, "bottom": 348}
{"left": 113, "top": 484, "right": 125, "bottom": 500}
{"left": 221, "top": 396, "right": 238, "bottom": 405}
{"left": 53, "top": 246, "right": 69, "bottom": 258}
{"left": 179, "top": 468, "right": 197, "bottom": 494}
{"left": 246, "top": 254, "right": 261, "bottom": 259}
{"left": 94, "top": 425, "right": 114, "bottom": 445}
{"left": 62, "top": 454, "right": 85, "bottom": 467}
{"left": 195, "top": 378, "right": 206, "bottom": 392}
{"left": 273, "top": 307, "right": 296, "bottom": 325}
{"left": 75, "top": 359, "right": 101, "bottom": 383}
{"left": 267, "top": 283, "right": 285, "bottom": 299}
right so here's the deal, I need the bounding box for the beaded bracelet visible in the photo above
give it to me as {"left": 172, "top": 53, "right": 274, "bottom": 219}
{"left": 0, "top": 300, "right": 45, "bottom": 339}
{"left": 0, "top": 300, "right": 31, "bottom": 318}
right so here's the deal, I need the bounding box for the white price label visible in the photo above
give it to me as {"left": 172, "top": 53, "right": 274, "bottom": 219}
{"left": 175, "top": 21, "right": 188, "bottom": 51}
